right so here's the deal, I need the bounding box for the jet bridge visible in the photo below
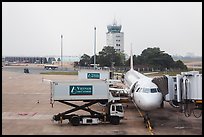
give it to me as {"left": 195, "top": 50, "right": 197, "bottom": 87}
{"left": 152, "top": 71, "right": 202, "bottom": 118}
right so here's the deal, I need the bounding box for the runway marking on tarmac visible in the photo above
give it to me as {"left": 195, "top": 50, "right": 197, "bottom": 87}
{"left": 2, "top": 92, "right": 49, "bottom": 95}
{"left": 2, "top": 112, "right": 52, "bottom": 120}
{"left": 132, "top": 100, "right": 155, "bottom": 135}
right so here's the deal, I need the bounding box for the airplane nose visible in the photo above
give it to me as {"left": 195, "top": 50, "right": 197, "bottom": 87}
{"left": 139, "top": 93, "right": 162, "bottom": 111}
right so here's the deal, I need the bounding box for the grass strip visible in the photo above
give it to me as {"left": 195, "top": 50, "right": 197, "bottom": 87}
{"left": 40, "top": 71, "right": 78, "bottom": 75}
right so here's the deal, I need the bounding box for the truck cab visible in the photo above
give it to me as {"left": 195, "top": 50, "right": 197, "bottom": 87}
{"left": 109, "top": 103, "right": 124, "bottom": 125}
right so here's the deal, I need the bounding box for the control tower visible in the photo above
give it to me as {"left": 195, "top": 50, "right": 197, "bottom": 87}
{"left": 106, "top": 19, "right": 124, "bottom": 52}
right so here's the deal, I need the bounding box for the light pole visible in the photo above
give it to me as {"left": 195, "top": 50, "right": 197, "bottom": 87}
{"left": 61, "top": 34, "right": 63, "bottom": 68}
{"left": 94, "top": 27, "right": 96, "bottom": 69}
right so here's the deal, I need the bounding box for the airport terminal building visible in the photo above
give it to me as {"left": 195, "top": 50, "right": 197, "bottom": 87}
{"left": 4, "top": 56, "right": 49, "bottom": 64}
{"left": 3, "top": 56, "right": 80, "bottom": 64}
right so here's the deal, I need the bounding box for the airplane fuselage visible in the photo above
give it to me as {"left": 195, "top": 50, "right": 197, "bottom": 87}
{"left": 124, "top": 69, "right": 162, "bottom": 111}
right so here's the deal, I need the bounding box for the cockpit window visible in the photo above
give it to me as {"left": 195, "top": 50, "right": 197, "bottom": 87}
{"left": 136, "top": 88, "right": 140, "bottom": 92}
{"left": 143, "top": 88, "right": 150, "bottom": 93}
{"left": 142, "top": 88, "right": 160, "bottom": 93}
{"left": 151, "top": 88, "right": 157, "bottom": 93}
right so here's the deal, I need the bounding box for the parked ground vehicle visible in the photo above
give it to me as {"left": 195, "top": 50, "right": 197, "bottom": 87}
{"left": 49, "top": 79, "right": 124, "bottom": 126}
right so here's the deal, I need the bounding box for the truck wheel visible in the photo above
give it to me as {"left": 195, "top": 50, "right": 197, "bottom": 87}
{"left": 110, "top": 116, "right": 120, "bottom": 125}
{"left": 70, "top": 116, "right": 80, "bottom": 126}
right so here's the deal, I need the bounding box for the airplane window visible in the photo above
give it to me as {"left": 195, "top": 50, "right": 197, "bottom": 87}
{"left": 142, "top": 88, "right": 160, "bottom": 93}
{"left": 143, "top": 88, "right": 150, "bottom": 93}
{"left": 150, "top": 88, "right": 159, "bottom": 93}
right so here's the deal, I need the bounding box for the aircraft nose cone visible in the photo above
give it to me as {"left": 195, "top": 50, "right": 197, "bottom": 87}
{"left": 139, "top": 93, "right": 162, "bottom": 111}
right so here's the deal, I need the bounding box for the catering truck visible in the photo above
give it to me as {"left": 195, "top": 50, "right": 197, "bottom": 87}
{"left": 49, "top": 79, "right": 124, "bottom": 126}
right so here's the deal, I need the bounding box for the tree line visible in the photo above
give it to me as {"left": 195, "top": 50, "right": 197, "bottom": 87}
{"left": 78, "top": 46, "right": 187, "bottom": 71}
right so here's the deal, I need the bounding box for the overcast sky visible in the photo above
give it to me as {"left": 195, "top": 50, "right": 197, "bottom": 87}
{"left": 2, "top": 2, "right": 202, "bottom": 57}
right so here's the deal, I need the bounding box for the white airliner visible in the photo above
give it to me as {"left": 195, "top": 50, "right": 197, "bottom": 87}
{"left": 124, "top": 47, "right": 163, "bottom": 113}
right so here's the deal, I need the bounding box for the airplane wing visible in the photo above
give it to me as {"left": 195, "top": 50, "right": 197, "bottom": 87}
{"left": 107, "top": 79, "right": 121, "bottom": 83}
{"left": 109, "top": 87, "right": 125, "bottom": 91}
{"left": 109, "top": 87, "right": 129, "bottom": 97}
{"left": 113, "top": 72, "right": 124, "bottom": 76}
{"left": 143, "top": 72, "right": 159, "bottom": 75}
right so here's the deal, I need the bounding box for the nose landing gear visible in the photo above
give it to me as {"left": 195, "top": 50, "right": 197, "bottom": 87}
{"left": 143, "top": 113, "right": 154, "bottom": 135}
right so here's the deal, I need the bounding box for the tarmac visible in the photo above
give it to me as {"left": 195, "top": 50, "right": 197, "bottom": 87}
{"left": 2, "top": 65, "right": 202, "bottom": 135}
